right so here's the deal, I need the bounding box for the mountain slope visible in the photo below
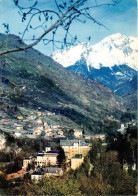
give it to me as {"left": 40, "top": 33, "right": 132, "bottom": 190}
{"left": 67, "top": 62, "right": 137, "bottom": 95}
{"left": 122, "top": 90, "right": 137, "bottom": 112}
{"left": 115, "top": 75, "right": 137, "bottom": 95}
{"left": 52, "top": 33, "right": 138, "bottom": 95}
{"left": 0, "top": 33, "right": 125, "bottom": 133}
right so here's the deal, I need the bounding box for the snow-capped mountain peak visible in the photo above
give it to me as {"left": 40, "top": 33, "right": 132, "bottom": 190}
{"left": 52, "top": 33, "right": 138, "bottom": 71}
{"left": 52, "top": 42, "right": 89, "bottom": 67}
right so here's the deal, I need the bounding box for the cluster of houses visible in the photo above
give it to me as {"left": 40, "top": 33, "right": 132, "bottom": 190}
{"left": 0, "top": 110, "right": 67, "bottom": 139}
{"left": 4, "top": 128, "right": 137, "bottom": 183}
{"left": 1, "top": 108, "right": 137, "bottom": 183}
{"left": 1, "top": 108, "right": 88, "bottom": 140}
{"left": 117, "top": 121, "right": 137, "bottom": 135}
{"left": 85, "top": 134, "right": 105, "bottom": 140}
{"left": 5, "top": 139, "right": 91, "bottom": 183}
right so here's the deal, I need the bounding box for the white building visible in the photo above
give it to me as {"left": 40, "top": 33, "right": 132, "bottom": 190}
{"left": 60, "top": 140, "right": 90, "bottom": 159}
{"left": 74, "top": 129, "right": 82, "bottom": 138}
{"left": 36, "top": 119, "right": 43, "bottom": 124}
{"left": 23, "top": 157, "right": 33, "bottom": 168}
{"left": 31, "top": 171, "right": 44, "bottom": 183}
{"left": 14, "top": 131, "right": 22, "bottom": 137}
{"left": 28, "top": 115, "right": 36, "bottom": 120}
{"left": 31, "top": 167, "right": 63, "bottom": 182}
{"left": 44, "top": 167, "right": 63, "bottom": 177}
{"left": 16, "top": 125, "right": 23, "bottom": 130}
{"left": 34, "top": 125, "right": 44, "bottom": 135}
{"left": 121, "top": 124, "right": 125, "bottom": 128}
{"left": 45, "top": 146, "right": 51, "bottom": 152}
{"left": 43, "top": 121, "right": 48, "bottom": 127}
{"left": 36, "top": 150, "right": 59, "bottom": 167}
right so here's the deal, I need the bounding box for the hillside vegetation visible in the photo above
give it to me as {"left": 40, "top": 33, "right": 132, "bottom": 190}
{"left": 0, "top": 33, "right": 125, "bottom": 132}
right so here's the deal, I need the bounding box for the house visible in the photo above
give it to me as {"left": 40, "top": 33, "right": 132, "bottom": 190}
{"left": 43, "top": 121, "right": 48, "bottom": 127}
{"left": 2, "top": 119, "right": 10, "bottom": 124}
{"left": 36, "top": 150, "right": 59, "bottom": 167}
{"left": 45, "top": 127, "right": 53, "bottom": 134}
{"left": 31, "top": 172, "right": 44, "bottom": 182}
{"left": 123, "top": 163, "right": 129, "bottom": 172}
{"left": 31, "top": 167, "right": 63, "bottom": 182}
{"left": 58, "top": 130, "right": 64, "bottom": 136}
{"left": 123, "top": 163, "right": 136, "bottom": 172}
{"left": 23, "top": 147, "right": 63, "bottom": 183}
{"left": 45, "top": 145, "right": 51, "bottom": 152}
{"left": 14, "top": 131, "right": 22, "bottom": 137}
{"left": 16, "top": 125, "right": 23, "bottom": 130}
{"left": 52, "top": 124, "right": 60, "bottom": 129}
{"left": 101, "top": 142, "right": 107, "bottom": 146}
{"left": 31, "top": 169, "right": 44, "bottom": 183}
{"left": 46, "top": 131, "right": 52, "bottom": 137}
{"left": 121, "top": 124, "right": 125, "bottom": 128}
{"left": 57, "top": 130, "right": 65, "bottom": 138}
{"left": 36, "top": 119, "right": 43, "bottom": 124}
{"left": 132, "top": 122, "right": 136, "bottom": 126}
{"left": 17, "top": 116, "right": 24, "bottom": 120}
{"left": 117, "top": 127, "right": 126, "bottom": 135}
{"left": 85, "top": 135, "right": 91, "bottom": 140}
{"left": 44, "top": 127, "right": 52, "bottom": 133}
{"left": 37, "top": 112, "right": 42, "bottom": 116}
{"left": 23, "top": 157, "right": 33, "bottom": 168}
{"left": 71, "top": 154, "right": 84, "bottom": 170}
{"left": 36, "top": 125, "right": 44, "bottom": 131}
{"left": 44, "top": 167, "right": 63, "bottom": 177}
{"left": 34, "top": 125, "right": 44, "bottom": 135}
{"left": 85, "top": 134, "right": 106, "bottom": 141}
{"left": 60, "top": 140, "right": 90, "bottom": 159}
{"left": 74, "top": 129, "right": 82, "bottom": 138}
{"left": 47, "top": 112, "right": 52, "bottom": 116}
{"left": 132, "top": 163, "right": 136, "bottom": 170}
{"left": 34, "top": 130, "right": 42, "bottom": 135}
{"left": 21, "top": 86, "right": 27, "bottom": 90}
{"left": 28, "top": 115, "right": 36, "bottom": 120}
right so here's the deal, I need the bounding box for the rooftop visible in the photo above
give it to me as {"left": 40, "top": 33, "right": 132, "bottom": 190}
{"left": 44, "top": 167, "right": 63, "bottom": 174}
{"left": 32, "top": 171, "right": 44, "bottom": 175}
{"left": 60, "top": 139, "right": 89, "bottom": 147}
{"left": 37, "top": 154, "right": 44, "bottom": 157}
{"left": 24, "top": 157, "right": 30, "bottom": 160}
{"left": 46, "top": 150, "right": 59, "bottom": 154}
{"left": 38, "top": 150, "right": 45, "bottom": 154}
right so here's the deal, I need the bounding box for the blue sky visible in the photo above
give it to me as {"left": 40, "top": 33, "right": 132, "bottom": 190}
{"left": 0, "top": 0, "right": 137, "bottom": 55}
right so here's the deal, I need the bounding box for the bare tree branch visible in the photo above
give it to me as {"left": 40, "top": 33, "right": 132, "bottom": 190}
{"left": 0, "top": 0, "right": 120, "bottom": 56}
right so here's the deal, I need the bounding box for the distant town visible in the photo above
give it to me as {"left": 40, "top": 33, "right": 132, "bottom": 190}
{"left": 0, "top": 105, "right": 136, "bottom": 184}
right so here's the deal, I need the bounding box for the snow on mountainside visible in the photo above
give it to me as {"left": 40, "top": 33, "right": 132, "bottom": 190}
{"left": 52, "top": 33, "right": 138, "bottom": 70}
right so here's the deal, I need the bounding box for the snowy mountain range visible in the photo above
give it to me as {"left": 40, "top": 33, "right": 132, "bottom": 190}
{"left": 52, "top": 33, "right": 138, "bottom": 95}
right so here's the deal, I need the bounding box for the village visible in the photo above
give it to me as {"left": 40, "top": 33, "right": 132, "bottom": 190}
{"left": 0, "top": 107, "right": 64, "bottom": 139}
{"left": 4, "top": 135, "right": 136, "bottom": 183}
{"left": 0, "top": 105, "right": 108, "bottom": 140}
{"left": 5, "top": 139, "right": 92, "bottom": 182}
{"left": 0, "top": 106, "right": 137, "bottom": 184}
